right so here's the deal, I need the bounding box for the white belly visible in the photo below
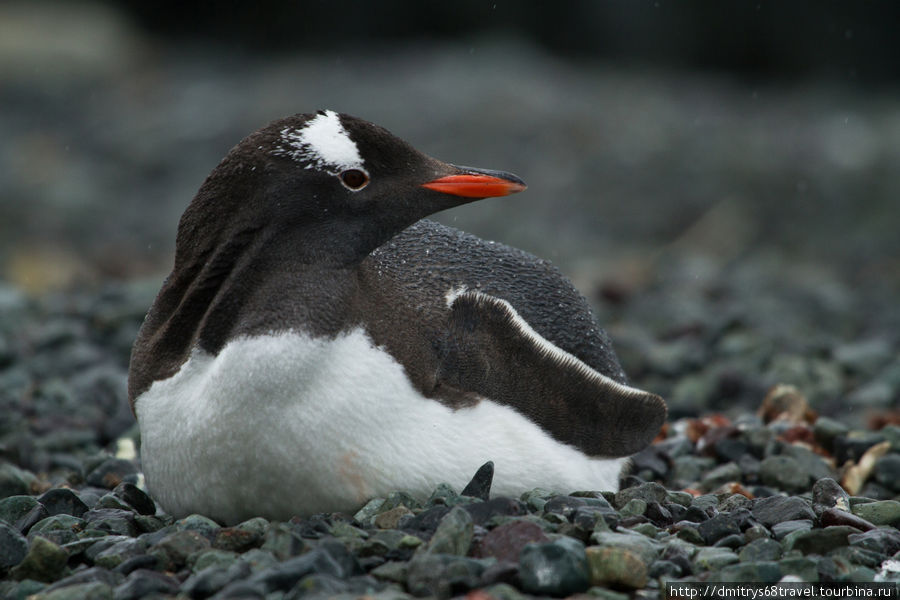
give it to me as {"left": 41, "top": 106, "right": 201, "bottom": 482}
{"left": 135, "top": 328, "right": 626, "bottom": 524}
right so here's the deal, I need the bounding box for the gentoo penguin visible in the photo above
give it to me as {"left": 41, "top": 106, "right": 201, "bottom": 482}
{"left": 128, "top": 110, "right": 666, "bottom": 525}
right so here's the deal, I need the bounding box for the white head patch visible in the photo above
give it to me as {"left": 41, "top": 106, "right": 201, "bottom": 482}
{"left": 273, "top": 110, "right": 365, "bottom": 175}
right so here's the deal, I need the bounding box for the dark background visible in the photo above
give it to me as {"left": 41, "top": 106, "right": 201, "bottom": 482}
{"left": 1, "top": 0, "right": 898, "bottom": 421}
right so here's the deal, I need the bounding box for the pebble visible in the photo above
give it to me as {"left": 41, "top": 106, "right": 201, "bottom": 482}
{"left": 406, "top": 553, "right": 487, "bottom": 597}
{"left": 834, "top": 432, "right": 887, "bottom": 464}
{"left": 148, "top": 529, "right": 211, "bottom": 571}
{"left": 699, "top": 461, "right": 743, "bottom": 491}
{"left": 696, "top": 509, "right": 747, "bottom": 544}
{"left": 0, "top": 464, "right": 36, "bottom": 499}
{"left": 619, "top": 498, "right": 647, "bottom": 518}
{"left": 709, "top": 560, "right": 782, "bottom": 583}
{"left": 476, "top": 519, "right": 548, "bottom": 563}
{"left": 38, "top": 488, "right": 89, "bottom": 519}
{"left": 783, "top": 525, "right": 858, "bottom": 554}
{"left": 693, "top": 547, "right": 740, "bottom": 571}
{"left": 591, "top": 531, "right": 660, "bottom": 565}
{"left": 460, "top": 461, "right": 494, "bottom": 501}
{"left": 214, "top": 519, "right": 267, "bottom": 553}
{"left": 738, "top": 537, "right": 782, "bottom": 562}
{"left": 112, "top": 483, "right": 156, "bottom": 516}
{"left": 40, "top": 581, "right": 114, "bottom": 600}
{"left": 771, "top": 519, "right": 814, "bottom": 540}
{"left": 0, "top": 522, "right": 28, "bottom": 569}
{"left": 751, "top": 495, "right": 816, "bottom": 527}
{"left": 0, "top": 495, "right": 48, "bottom": 533}
{"left": 85, "top": 458, "right": 139, "bottom": 489}
{"left": 374, "top": 505, "right": 413, "bottom": 529}
{"left": 848, "top": 528, "right": 900, "bottom": 557}
{"left": 780, "top": 444, "right": 834, "bottom": 481}
{"left": 851, "top": 500, "right": 900, "bottom": 527}
{"left": 811, "top": 477, "right": 852, "bottom": 515}
{"left": 465, "top": 497, "right": 528, "bottom": 526}
{"left": 420, "top": 505, "right": 473, "bottom": 556}
{"left": 813, "top": 417, "right": 849, "bottom": 451}
{"left": 9, "top": 536, "right": 68, "bottom": 582}
{"left": 260, "top": 523, "right": 308, "bottom": 560}
{"left": 114, "top": 569, "right": 180, "bottom": 600}
{"left": 519, "top": 537, "right": 589, "bottom": 596}
{"left": 586, "top": 545, "right": 648, "bottom": 589}
{"left": 614, "top": 482, "right": 668, "bottom": 508}
{"left": 873, "top": 453, "right": 900, "bottom": 492}
{"left": 759, "top": 455, "right": 810, "bottom": 492}
{"left": 820, "top": 507, "right": 875, "bottom": 531}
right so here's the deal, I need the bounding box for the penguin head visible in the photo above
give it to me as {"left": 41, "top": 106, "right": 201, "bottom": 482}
{"left": 181, "top": 110, "right": 526, "bottom": 265}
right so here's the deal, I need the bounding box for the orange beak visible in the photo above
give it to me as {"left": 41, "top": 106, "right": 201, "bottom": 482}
{"left": 421, "top": 167, "right": 527, "bottom": 199}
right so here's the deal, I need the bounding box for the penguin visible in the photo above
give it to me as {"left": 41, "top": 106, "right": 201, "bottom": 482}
{"left": 128, "top": 110, "right": 666, "bottom": 525}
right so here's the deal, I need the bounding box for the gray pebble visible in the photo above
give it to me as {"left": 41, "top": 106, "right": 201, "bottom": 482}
{"left": 873, "top": 453, "right": 900, "bottom": 492}
{"left": 0, "top": 495, "right": 48, "bottom": 533}
{"left": 519, "top": 537, "right": 589, "bottom": 596}
{"left": 114, "top": 569, "right": 180, "bottom": 600}
{"left": 759, "top": 455, "right": 810, "bottom": 492}
{"left": 739, "top": 537, "right": 782, "bottom": 562}
{"left": 848, "top": 528, "right": 900, "bottom": 557}
{"left": 811, "top": 477, "right": 851, "bottom": 515}
{"left": 751, "top": 495, "right": 815, "bottom": 527}
{"left": 0, "top": 522, "right": 28, "bottom": 569}
{"left": 771, "top": 519, "right": 814, "bottom": 540}
{"left": 421, "top": 505, "right": 473, "bottom": 556}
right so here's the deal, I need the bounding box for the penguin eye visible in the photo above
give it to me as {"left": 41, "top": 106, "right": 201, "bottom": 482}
{"left": 339, "top": 169, "right": 369, "bottom": 190}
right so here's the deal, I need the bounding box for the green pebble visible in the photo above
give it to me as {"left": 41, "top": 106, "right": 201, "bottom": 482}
{"left": 590, "top": 531, "right": 660, "bottom": 564}
{"left": 630, "top": 522, "right": 659, "bottom": 539}
{"left": 176, "top": 514, "right": 220, "bottom": 537}
{"left": 851, "top": 499, "right": 900, "bottom": 526}
{"left": 420, "top": 505, "right": 473, "bottom": 556}
{"left": 709, "top": 560, "right": 782, "bottom": 583}
{"left": 676, "top": 526, "right": 705, "bottom": 545}
{"left": 0, "top": 495, "right": 44, "bottom": 530}
{"left": 586, "top": 545, "right": 647, "bottom": 589}
{"left": 619, "top": 498, "right": 647, "bottom": 517}
{"left": 190, "top": 548, "right": 238, "bottom": 572}
{"left": 352, "top": 497, "right": 385, "bottom": 526}
{"left": 30, "top": 514, "right": 85, "bottom": 534}
{"left": 783, "top": 526, "right": 856, "bottom": 555}
{"left": 149, "top": 529, "right": 212, "bottom": 571}
{"left": 95, "top": 493, "right": 134, "bottom": 512}
{"left": 9, "top": 536, "right": 68, "bottom": 582}
{"left": 39, "top": 581, "right": 113, "bottom": 600}
{"left": 740, "top": 537, "right": 782, "bottom": 562}
{"left": 666, "top": 491, "right": 694, "bottom": 507}
{"left": 693, "top": 547, "right": 739, "bottom": 571}
{"left": 778, "top": 556, "right": 820, "bottom": 582}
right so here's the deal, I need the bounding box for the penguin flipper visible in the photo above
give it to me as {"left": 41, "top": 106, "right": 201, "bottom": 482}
{"left": 435, "top": 291, "right": 666, "bottom": 458}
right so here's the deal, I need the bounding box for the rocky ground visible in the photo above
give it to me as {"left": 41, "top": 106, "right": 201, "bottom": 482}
{"left": 2, "top": 2, "right": 900, "bottom": 598}
{"left": 0, "top": 260, "right": 898, "bottom": 599}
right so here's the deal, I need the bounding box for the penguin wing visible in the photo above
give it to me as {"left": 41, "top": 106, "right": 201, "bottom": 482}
{"left": 435, "top": 290, "right": 666, "bottom": 458}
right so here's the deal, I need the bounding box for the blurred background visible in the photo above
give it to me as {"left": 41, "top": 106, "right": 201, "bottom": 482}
{"left": 1, "top": 0, "right": 898, "bottom": 424}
